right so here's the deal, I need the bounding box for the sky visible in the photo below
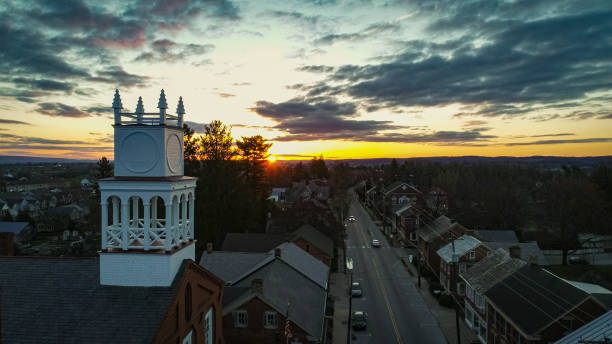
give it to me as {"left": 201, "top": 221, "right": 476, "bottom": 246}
{"left": 0, "top": 0, "right": 611, "bottom": 160}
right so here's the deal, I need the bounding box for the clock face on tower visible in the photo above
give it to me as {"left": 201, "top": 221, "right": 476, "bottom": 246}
{"left": 120, "top": 132, "right": 158, "bottom": 173}
{"left": 166, "top": 134, "right": 182, "bottom": 173}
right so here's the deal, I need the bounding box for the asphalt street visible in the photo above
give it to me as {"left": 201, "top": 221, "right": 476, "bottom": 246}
{"left": 346, "top": 196, "right": 447, "bottom": 344}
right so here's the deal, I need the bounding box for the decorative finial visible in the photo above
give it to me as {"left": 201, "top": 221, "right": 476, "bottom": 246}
{"left": 112, "top": 89, "right": 123, "bottom": 109}
{"left": 136, "top": 96, "right": 145, "bottom": 114}
{"left": 157, "top": 89, "right": 167, "bottom": 109}
{"left": 176, "top": 96, "right": 185, "bottom": 115}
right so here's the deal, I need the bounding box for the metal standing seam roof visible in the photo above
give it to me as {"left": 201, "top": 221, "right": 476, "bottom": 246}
{"left": 484, "top": 241, "right": 549, "bottom": 265}
{"left": 0, "top": 257, "right": 181, "bottom": 344}
{"left": 553, "top": 310, "right": 612, "bottom": 344}
{"left": 416, "top": 215, "right": 453, "bottom": 242}
{"left": 437, "top": 235, "right": 482, "bottom": 263}
{"left": 485, "top": 264, "right": 592, "bottom": 335}
{"left": 0, "top": 221, "right": 29, "bottom": 234}
{"left": 199, "top": 251, "right": 272, "bottom": 283}
{"left": 460, "top": 248, "right": 527, "bottom": 293}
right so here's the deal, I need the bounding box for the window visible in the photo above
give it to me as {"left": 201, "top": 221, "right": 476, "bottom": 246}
{"left": 204, "top": 308, "right": 213, "bottom": 344}
{"left": 469, "top": 250, "right": 476, "bottom": 260}
{"left": 457, "top": 282, "right": 466, "bottom": 295}
{"left": 182, "top": 330, "right": 193, "bottom": 344}
{"left": 466, "top": 284, "right": 473, "bottom": 301}
{"left": 234, "top": 310, "right": 248, "bottom": 328}
{"left": 465, "top": 304, "right": 474, "bottom": 327}
{"left": 459, "top": 263, "right": 467, "bottom": 273}
{"left": 263, "top": 311, "right": 278, "bottom": 329}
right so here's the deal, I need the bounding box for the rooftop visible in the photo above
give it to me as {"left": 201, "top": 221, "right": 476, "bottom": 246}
{"left": 0, "top": 221, "right": 29, "bottom": 234}
{"left": 460, "top": 248, "right": 526, "bottom": 294}
{"left": 437, "top": 235, "right": 482, "bottom": 263}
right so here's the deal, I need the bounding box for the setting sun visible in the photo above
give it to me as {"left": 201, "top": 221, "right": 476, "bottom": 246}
{"left": 268, "top": 155, "right": 277, "bottom": 163}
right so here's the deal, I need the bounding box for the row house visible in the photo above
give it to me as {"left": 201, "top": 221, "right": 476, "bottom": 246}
{"left": 0, "top": 222, "right": 33, "bottom": 255}
{"left": 485, "top": 264, "right": 610, "bottom": 344}
{"left": 460, "top": 249, "right": 527, "bottom": 343}
{"left": 392, "top": 202, "right": 421, "bottom": 242}
{"left": 416, "top": 215, "right": 467, "bottom": 276}
{"left": 553, "top": 310, "right": 612, "bottom": 344}
{"left": 437, "top": 235, "right": 490, "bottom": 295}
{"left": 201, "top": 243, "right": 329, "bottom": 343}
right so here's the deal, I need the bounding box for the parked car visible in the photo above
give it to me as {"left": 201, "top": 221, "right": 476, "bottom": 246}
{"left": 351, "top": 282, "right": 362, "bottom": 297}
{"left": 568, "top": 256, "right": 590, "bottom": 265}
{"left": 352, "top": 311, "right": 368, "bottom": 330}
{"left": 372, "top": 239, "right": 381, "bottom": 248}
{"left": 347, "top": 216, "right": 356, "bottom": 222}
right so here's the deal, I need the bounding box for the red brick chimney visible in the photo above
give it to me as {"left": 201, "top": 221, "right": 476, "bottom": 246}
{"left": 206, "top": 242, "right": 213, "bottom": 254}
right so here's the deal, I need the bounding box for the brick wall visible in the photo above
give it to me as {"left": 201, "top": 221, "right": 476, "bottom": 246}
{"left": 292, "top": 238, "right": 331, "bottom": 266}
{"left": 0, "top": 233, "right": 14, "bottom": 256}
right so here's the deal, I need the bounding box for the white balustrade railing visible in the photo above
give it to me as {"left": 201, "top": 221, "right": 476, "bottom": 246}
{"left": 103, "top": 218, "right": 193, "bottom": 251}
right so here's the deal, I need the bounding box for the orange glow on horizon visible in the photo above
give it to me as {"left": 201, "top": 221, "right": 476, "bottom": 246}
{"left": 268, "top": 155, "right": 277, "bottom": 162}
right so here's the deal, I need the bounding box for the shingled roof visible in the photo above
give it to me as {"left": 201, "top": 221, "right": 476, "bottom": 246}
{"left": 437, "top": 235, "right": 482, "bottom": 263}
{"left": 486, "top": 264, "right": 594, "bottom": 336}
{"left": 0, "top": 221, "right": 29, "bottom": 234}
{"left": 221, "top": 233, "right": 286, "bottom": 253}
{"left": 474, "top": 230, "right": 519, "bottom": 243}
{"left": 292, "top": 224, "right": 334, "bottom": 257}
{"left": 0, "top": 257, "right": 181, "bottom": 344}
{"left": 383, "top": 181, "right": 421, "bottom": 195}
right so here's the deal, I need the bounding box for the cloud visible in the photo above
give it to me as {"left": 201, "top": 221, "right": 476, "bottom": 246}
{"left": 313, "top": 21, "right": 401, "bottom": 45}
{"left": 266, "top": 10, "right": 336, "bottom": 33}
{"left": 133, "top": 39, "right": 215, "bottom": 63}
{"left": 0, "top": 119, "right": 30, "bottom": 125}
{"left": 89, "top": 66, "right": 149, "bottom": 88}
{"left": 273, "top": 129, "right": 495, "bottom": 144}
{"left": 217, "top": 92, "right": 236, "bottom": 98}
{"left": 184, "top": 121, "right": 208, "bottom": 133}
{"left": 233, "top": 82, "right": 252, "bottom": 86}
{"left": 294, "top": 8, "right": 612, "bottom": 121}
{"left": 506, "top": 138, "right": 612, "bottom": 146}
{"left": 11, "top": 78, "right": 75, "bottom": 93}
{"left": 35, "top": 103, "right": 90, "bottom": 118}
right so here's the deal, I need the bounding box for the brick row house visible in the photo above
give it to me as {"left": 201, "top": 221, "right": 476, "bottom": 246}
{"left": 416, "top": 215, "right": 467, "bottom": 276}
{"left": 436, "top": 235, "right": 490, "bottom": 296}
{"left": 485, "top": 264, "right": 610, "bottom": 344}
{"left": 200, "top": 242, "right": 329, "bottom": 343}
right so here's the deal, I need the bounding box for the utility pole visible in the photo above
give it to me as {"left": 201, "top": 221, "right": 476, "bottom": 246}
{"left": 417, "top": 249, "right": 421, "bottom": 288}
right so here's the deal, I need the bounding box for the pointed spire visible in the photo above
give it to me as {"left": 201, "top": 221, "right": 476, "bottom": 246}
{"left": 176, "top": 96, "right": 185, "bottom": 115}
{"left": 157, "top": 89, "right": 167, "bottom": 109}
{"left": 112, "top": 89, "right": 123, "bottom": 109}
{"left": 136, "top": 96, "right": 145, "bottom": 114}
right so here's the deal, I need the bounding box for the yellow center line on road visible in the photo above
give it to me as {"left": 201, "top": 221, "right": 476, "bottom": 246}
{"left": 354, "top": 208, "right": 403, "bottom": 344}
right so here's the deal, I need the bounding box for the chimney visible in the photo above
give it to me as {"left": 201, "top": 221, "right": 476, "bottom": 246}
{"left": 274, "top": 247, "right": 281, "bottom": 258}
{"left": 528, "top": 254, "right": 538, "bottom": 266}
{"left": 206, "top": 242, "right": 213, "bottom": 254}
{"left": 251, "top": 278, "right": 263, "bottom": 293}
{"left": 509, "top": 245, "right": 521, "bottom": 259}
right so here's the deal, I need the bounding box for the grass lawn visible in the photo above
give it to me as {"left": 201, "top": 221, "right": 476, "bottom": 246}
{"left": 546, "top": 265, "right": 612, "bottom": 290}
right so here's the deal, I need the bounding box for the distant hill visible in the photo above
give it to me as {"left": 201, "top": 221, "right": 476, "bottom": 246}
{"left": 0, "top": 155, "right": 95, "bottom": 164}
{"left": 281, "top": 156, "right": 612, "bottom": 171}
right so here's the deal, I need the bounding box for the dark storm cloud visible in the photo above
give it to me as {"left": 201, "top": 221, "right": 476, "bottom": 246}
{"left": 296, "top": 7, "right": 612, "bottom": 120}
{"left": 506, "top": 138, "right": 612, "bottom": 146}
{"left": 35, "top": 103, "right": 90, "bottom": 118}
{"left": 11, "top": 78, "right": 75, "bottom": 93}
{"left": 129, "top": 0, "right": 240, "bottom": 21}
{"left": 89, "top": 66, "right": 149, "bottom": 88}
{"left": 251, "top": 98, "right": 358, "bottom": 120}
{"left": 273, "top": 129, "right": 495, "bottom": 144}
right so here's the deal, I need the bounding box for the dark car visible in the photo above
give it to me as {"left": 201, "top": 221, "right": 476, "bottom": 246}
{"left": 351, "top": 282, "right": 362, "bottom": 297}
{"left": 352, "top": 311, "right": 368, "bottom": 330}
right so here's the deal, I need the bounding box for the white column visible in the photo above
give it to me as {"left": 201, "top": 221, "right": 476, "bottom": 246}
{"left": 132, "top": 197, "right": 139, "bottom": 227}
{"left": 151, "top": 197, "right": 158, "bottom": 227}
{"left": 143, "top": 201, "right": 151, "bottom": 251}
{"left": 181, "top": 196, "right": 187, "bottom": 243}
{"left": 112, "top": 197, "right": 119, "bottom": 227}
{"left": 165, "top": 202, "right": 172, "bottom": 251}
{"left": 121, "top": 201, "right": 129, "bottom": 250}
{"left": 188, "top": 196, "right": 194, "bottom": 239}
{"left": 173, "top": 199, "right": 179, "bottom": 244}
{"left": 101, "top": 201, "right": 108, "bottom": 250}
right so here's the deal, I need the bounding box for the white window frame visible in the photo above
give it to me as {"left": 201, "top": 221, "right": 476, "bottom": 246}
{"left": 469, "top": 250, "right": 476, "bottom": 260}
{"left": 204, "top": 308, "right": 213, "bottom": 344}
{"left": 457, "top": 282, "right": 466, "bottom": 295}
{"left": 234, "top": 310, "right": 248, "bottom": 328}
{"left": 263, "top": 311, "right": 278, "bottom": 329}
{"left": 182, "top": 330, "right": 193, "bottom": 344}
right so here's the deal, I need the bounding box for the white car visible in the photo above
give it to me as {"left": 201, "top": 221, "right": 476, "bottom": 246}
{"left": 347, "top": 216, "right": 356, "bottom": 222}
{"left": 371, "top": 239, "right": 381, "bottom": 248}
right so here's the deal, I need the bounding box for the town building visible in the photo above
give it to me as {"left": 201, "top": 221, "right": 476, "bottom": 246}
{"left": 0, "top": 90, "right": 224, "bottom": 343}
{"left": 417, "top": 215, "right": 467, "bottom": 276}
{"left": 0, "top": 221, "right": 32, "bottom": 255}
{"left": 437, "top": 234, "right": 490, "bottom": 295}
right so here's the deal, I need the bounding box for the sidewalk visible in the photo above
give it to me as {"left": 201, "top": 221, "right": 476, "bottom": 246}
{"left": 398, "top": 250, "right": 477, "bottom": 344}
{"left": 330, "top": 246, "right": 349, "bottom": 344}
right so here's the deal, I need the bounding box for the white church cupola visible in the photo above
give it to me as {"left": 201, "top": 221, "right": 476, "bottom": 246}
{"left": 99, "top": 89, "right": 196, "bottom": 287}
